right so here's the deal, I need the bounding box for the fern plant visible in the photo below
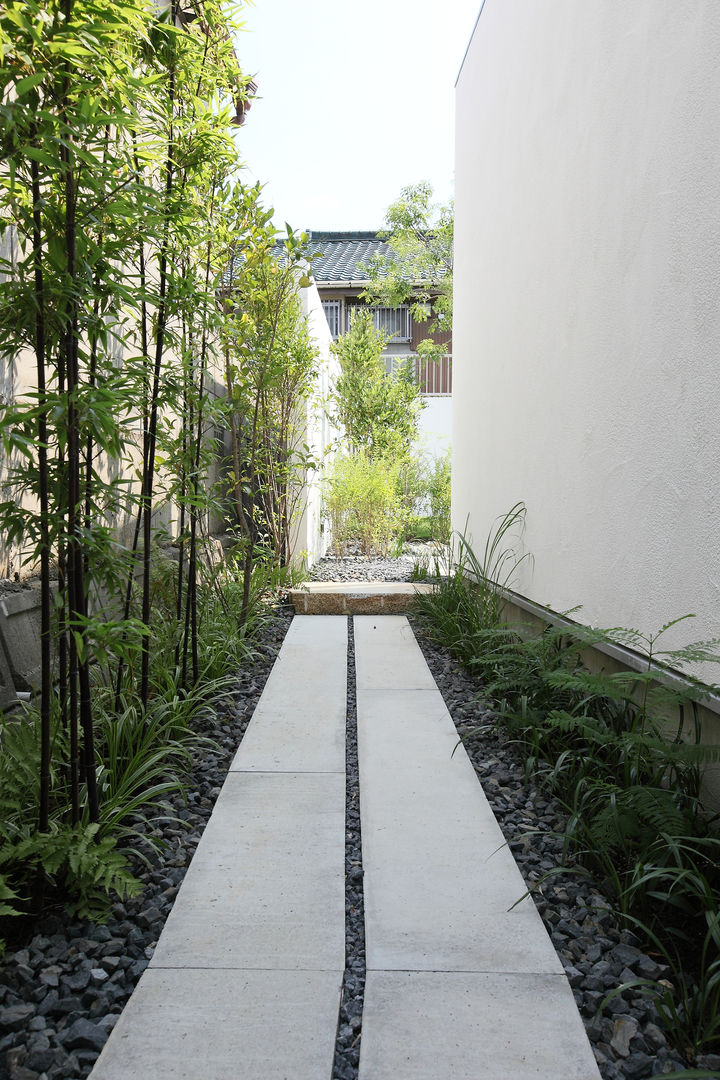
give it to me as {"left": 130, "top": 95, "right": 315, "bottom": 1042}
{"left": 0, "top": 823, "right": 141, "bottom": 921}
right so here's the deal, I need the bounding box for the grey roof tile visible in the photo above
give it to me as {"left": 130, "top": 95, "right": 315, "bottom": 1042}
{"left": 306, "top": 231, "right": 391, "bottom": 282}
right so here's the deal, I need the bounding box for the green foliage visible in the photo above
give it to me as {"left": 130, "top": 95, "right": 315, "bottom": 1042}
{"left": 397, "top": 450, "right": 451, "bottom": 544}
{"left": 0, "top": 824, "right": 141, "bottom": 922}
{"left": 220, "top": 187, "right": 320, "bottom": 576}
{"left": 414, "top": 512, "right": 720, "bottom": 1060}
{"left": 325, "top": 452, "right": 406, "bottom": 556}
{"left": 0, "top": 0, "right": 304, "bottom": 953}
{"left": 427, "top": 450, "right": 451, "bottom": 544}
{"left": 363, "top": 182, "right": 453, "bottom": 363}
{"left": 414, "top": 503, "right": 530, "bottom": 663}
{"left": 330, "top": 309, "right": 423, "bottom": 459}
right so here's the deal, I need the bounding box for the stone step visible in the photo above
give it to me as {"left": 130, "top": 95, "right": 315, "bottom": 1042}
{"left": 289, "top": 580, "right": 436, "bottom": 615}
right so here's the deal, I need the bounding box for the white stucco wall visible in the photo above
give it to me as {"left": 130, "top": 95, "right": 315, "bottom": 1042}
{"left": 453, "top": 0, "right": 720, "bottom": 669}
{"left": 291, "top": 282, "right": 342, "bottom": 569}
{"left": 417, "top": 396, "right": 451, "bottom": 463}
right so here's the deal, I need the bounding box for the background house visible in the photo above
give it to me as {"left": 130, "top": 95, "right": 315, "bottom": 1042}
{"left": 452, "top": 0, "right": 720, "bottom": 788}
{"left": 308, "top": 230, "right": 453, "bottom": 461}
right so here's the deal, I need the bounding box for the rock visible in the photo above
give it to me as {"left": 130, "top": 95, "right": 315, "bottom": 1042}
{"left": 63, "top": 970, "right": 90, "bottom": 994}
{"left": 96, "top": 1014, "right": 119, "bottom": 1034}
{"left": 1, "top": 1003, "right": 36, "bottom": 1030}
{"left": 635, "top": 955, "right": 667, "bottom": 981}
{"left": 89, "top": 926, "right": 111, "bottom": 943}
{"left": 8, "top": 1065, "right": 38, "bottom": 1080}
{"left": 39, "top": 966, "right": 63, "bottom": 988}
{"left": 611, "top": 1016, "right": 638, "bottom": 1057}
{"left": 641, "top": 1022, "right": 666, "bottom": 1051}
{"left": 59, "top": 1017, "right": 107, "bottom": 1053}
{"left": 696, "top": 1053, "right": 720, "bottom": 1071}
{"left": 26, "top": 1046, "right": 56, "bottom": 1072}
{"left": 620, "top": 1050, "right": 655, "bottom": 1078}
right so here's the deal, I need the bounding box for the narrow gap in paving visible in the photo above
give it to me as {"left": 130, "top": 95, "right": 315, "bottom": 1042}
{"left": 332, "top": 617, "right": 365, "bottom": 1080}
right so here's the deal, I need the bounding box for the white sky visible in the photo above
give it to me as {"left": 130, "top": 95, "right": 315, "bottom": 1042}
{"left": 231, "top": 0, "right": 482, "bottom": 232}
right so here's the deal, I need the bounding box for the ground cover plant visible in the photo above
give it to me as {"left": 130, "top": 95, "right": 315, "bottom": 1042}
{"left": 414, "top": 508, "right": 720, "bottom": 1069}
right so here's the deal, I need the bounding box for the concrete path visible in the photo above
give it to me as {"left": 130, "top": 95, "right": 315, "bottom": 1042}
{"left": 354, "top": 615, "right": 601, "bottom": 1080}
{"left": 91, "top": 613, "right": 601, "bottom": 1080}
{"left": 90, "top": 616, "right": 347, "bottom": 1080}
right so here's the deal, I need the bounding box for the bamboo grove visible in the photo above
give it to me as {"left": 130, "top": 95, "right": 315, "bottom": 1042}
{"left": 0, "top": 0, "right": 320, "bottom": 927}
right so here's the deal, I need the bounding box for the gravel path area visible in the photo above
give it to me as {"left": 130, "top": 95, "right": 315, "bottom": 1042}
{"left": 309, "top": 543, "right": 438, "bottom": 584}
{"left": 311, "top": 552, "right": 713, "bottom": 1080}
{"left": 1, "top": 550, "right": 716, "bottom": 1080}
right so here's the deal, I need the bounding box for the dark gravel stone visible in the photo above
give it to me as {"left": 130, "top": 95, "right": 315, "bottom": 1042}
{"left": 60, "top": 1018, "right": 107, "bottom": 1053}
{"left": 0, "top": 1003, "right": 35, "bottom": 1031}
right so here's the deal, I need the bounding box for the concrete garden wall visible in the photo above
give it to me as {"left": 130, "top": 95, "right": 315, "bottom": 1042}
{"left": 290, "top": 282, "right": 343, "bottom": 569}
{"left": 453, "top": 0, "right": 720, "bottom": 684}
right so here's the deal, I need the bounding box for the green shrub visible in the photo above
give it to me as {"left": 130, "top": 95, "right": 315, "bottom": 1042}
{"left": 428, "top": 450, "right": 451, "bottom": 544}
{"left": 325, "top": 452, "right": 406, "bottom": 555}
{"left": 329, "top": 310, "right": 423, "bottom": 459}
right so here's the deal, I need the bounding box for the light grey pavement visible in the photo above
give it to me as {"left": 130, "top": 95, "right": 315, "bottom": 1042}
{"left": 91, "top": 611, "right": 600, "bottom": 1080}
{"left": 355, "top": 614, "right": 601, "bottom": 1080}
{"left": 90, "top": 616, "right": 347, "bottom": 1080}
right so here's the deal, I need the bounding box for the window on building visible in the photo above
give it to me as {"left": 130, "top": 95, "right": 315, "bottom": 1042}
{"left": 344, "top": 304, "right": 411, "bottom": 342}
{"left": 322, "top": 299, "right": 342, "bottom": 339}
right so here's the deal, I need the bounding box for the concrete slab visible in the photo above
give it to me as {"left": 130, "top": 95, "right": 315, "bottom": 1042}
{"left": 359, "top": 970, "right": 602, "bottom": 1080}
{"left": 0, "top": 624, "right": 16, "bottom": 710}
{"left": 91, "top": 967, "right": 342, "bottom": 1080}
{"left": 354, "top": 615, "right": 437, "bottom": 691}
{"left": 290, "top": 581, "right": 437, "bottom": 615}
{"left": 0, "top": 588, "right": 43, "bottom": 691}
{"left": 150, "top": 772, "right": 345, "bottom": 971}
{"left": 231, "top": 615, "right": 346, "bottom": 773}
{"left": 357, "top": 686, "right": 563, "bottom": 974}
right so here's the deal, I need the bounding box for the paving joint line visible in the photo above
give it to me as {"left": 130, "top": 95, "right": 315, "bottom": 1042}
{"left": 331, "top": 615, "right": 366, "bottom": 1080}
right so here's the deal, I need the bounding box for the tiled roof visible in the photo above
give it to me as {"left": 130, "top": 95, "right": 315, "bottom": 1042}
{"left": 306, "top": 231, "right": 392, "bottom": 283}
{"left": 224, "top": 230, "right": 409, "bottom": 289}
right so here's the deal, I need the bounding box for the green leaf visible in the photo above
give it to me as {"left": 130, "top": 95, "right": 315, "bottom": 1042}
{"left": 14, "top": 71, "right": 44, "bottom": 97}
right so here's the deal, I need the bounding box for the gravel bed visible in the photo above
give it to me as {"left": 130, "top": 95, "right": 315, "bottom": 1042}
{"left": 309, "top": 543, "right": 437, "bottom": 584}
{"left": 332, "top": 618, "right": 365, "bottom": 1080}
{"left": 0, "top": 614, "right": 292, "bottom": 1080}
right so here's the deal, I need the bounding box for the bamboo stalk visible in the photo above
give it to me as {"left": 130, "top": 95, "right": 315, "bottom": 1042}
{"left": 30, "top": 156, "right": 52, "bottom": 834}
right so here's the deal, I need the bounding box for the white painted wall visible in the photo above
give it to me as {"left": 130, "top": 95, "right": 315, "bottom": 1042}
{"left": 453, "top": 0, "right": 720, "bottom": 671}
{"left": 417, "top": 396, "right": 451, "bottom": 464}
{"left": 291, "top": 282, "right": 342, "bottom": 569}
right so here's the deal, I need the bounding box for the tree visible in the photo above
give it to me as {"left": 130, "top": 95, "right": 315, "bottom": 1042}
{"left": 363, "top": 182, "right": 453, "bottom": 363}
{"left": 220, "top": 188, "right": 320, "bottom": 619}
{"left": 330, "top": 309, "right": 423, "bottom": 460}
